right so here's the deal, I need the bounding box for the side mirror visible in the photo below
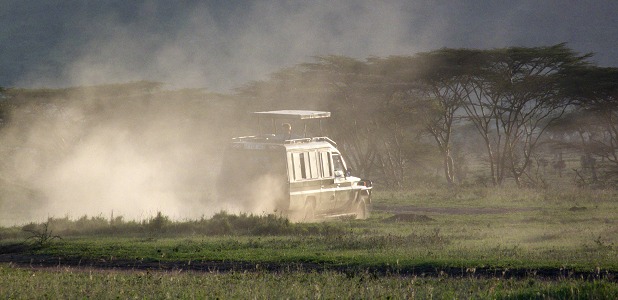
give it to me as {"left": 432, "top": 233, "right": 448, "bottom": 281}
{"left": 346, "top": 168, "right": 352, "bottom": 177}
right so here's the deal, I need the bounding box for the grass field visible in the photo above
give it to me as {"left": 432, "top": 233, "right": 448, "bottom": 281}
{"left": 1, "top": 187, "right": 617, "bottom": 298}
{"left": 1, "top": 266, "right": 616, "bottom": 299}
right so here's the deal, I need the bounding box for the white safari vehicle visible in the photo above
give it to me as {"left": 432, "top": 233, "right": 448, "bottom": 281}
{"left": 218, "top": 110, "right": 372, "bottom": 221}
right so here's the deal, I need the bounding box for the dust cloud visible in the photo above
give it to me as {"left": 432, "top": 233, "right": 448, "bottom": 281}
{"left": 0, "top": 87, "right": 241, "bottom": 226}
{"left": 215, "top": 174, "right": 287, "bottom": 218}
{"left": 3, "top": 1, "right": 417, "bottom": 225}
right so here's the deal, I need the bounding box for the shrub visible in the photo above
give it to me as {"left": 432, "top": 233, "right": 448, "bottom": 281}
{"left": 147, "top": 211, "right": 171, "bottom": 233}
{"left": 22, "top": 220, "right": 62, "bottom": 248}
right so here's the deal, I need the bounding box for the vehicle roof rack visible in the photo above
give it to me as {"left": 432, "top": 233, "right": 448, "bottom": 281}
{"left": 232, "top": 135, "right": 337, "bottom": 148}
{"left": 253, "top": 110, "right": 331, "bottom": 120}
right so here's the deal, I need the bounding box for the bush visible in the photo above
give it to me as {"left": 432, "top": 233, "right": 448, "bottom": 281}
{"left": 2, "top": 211, "right": 348, "bottom": 238}
{"left": 22, "top": 221, "right": 61, "bottom": 248}
{"left": 147, "top": 211, "right": 171, "bottom": 233}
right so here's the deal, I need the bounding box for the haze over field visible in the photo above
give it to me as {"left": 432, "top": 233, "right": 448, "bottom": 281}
{"left": 0, "top": 87, "right": 234, "bottom": 225}
{"left": 1, "top": 0, "right": 617, "bottom": 91}
{"left": 1, "top": 1, "right": 617, "bottom": 225}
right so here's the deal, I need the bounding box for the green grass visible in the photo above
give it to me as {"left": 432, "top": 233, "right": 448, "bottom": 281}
{"left": 14, "top": 232, "right": 612, "bottom": 273}
{"left": 1, "top": 186, "right": 618, "bottom": 297}
{"left": 1, "top": 265, "right": 616, "bottom": 299}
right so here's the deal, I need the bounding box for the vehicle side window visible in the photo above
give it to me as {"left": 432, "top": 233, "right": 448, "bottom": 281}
{"left": 299, "top": 153, "right": 307, "bottom": 179}
{"left": 321, "top": 151, "right": 332, "bottom": 178}
{"left": 308, "top": 151, "right": 319, "bottom": 179}
{"left": 291, "top": 151, "right": 329, "bottom": 181}
{"left": 292, "top": 153, "right": 303, "bottom": 180}
{"left": 287, "top": 152, "right": 295, "bottom": 181}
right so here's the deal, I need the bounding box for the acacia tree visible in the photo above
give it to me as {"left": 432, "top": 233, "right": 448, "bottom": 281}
{"left": 462, "top": 44, "right": 590, "bottom": 186}
{"left": 377, "top": 50, "right": 487, "bottom": 185}
{"left": 557, "top": 66, "right": 618, "bottom": 185}
{"left": 310, "top": 56, "right": 434, "bottom": 187}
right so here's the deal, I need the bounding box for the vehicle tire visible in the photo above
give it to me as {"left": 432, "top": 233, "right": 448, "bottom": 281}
{"left": 303, "top": 201, "right": 315, "bottom": 222}
{"left": 355, "top": 198, "right": 368, "bottom": 220}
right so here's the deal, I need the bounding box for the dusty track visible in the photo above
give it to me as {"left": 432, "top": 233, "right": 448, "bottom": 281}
{"left": 372, "top": 204, "right": 538, "bottom": 215}
{"left": 1, "top": 253, "right": 616, "bottom": 281}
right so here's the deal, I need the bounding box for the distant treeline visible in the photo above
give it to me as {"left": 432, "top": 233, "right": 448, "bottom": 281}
{"left": 1, "top": 44, "right": 617, "bottom": 189}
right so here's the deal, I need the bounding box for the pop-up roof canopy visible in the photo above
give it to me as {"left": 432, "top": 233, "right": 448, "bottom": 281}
{"left": 253, "top": 110, "right": 331, "bottom": 120}
{"left": 253, "top": 110, "right": 331, "bottom": 137}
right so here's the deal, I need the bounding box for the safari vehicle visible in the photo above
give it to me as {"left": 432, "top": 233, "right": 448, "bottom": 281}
{"left": 218, "top": 110, "right": 372, "bottom": 221}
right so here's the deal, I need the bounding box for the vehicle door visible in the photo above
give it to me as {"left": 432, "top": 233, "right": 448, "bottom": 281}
{"left": 304, "top": 150, "right": 329, "bottom": 212}
{"left": 288, "top": 151, "right": 331, "bottom": 213}
{"left": 332, "top": 153, "right": 354, "bottom": 211}
{"left": 318, "top": 150, "right": 336, "bottom": 212}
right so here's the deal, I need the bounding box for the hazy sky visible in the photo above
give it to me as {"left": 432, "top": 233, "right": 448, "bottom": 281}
{"left": 2, "top": 0, "right": 617, "bottom": 91}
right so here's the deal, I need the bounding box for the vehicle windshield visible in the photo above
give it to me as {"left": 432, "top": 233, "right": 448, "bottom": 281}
{"left": 332, "top": 154, "right": 346, "bottom": 176}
